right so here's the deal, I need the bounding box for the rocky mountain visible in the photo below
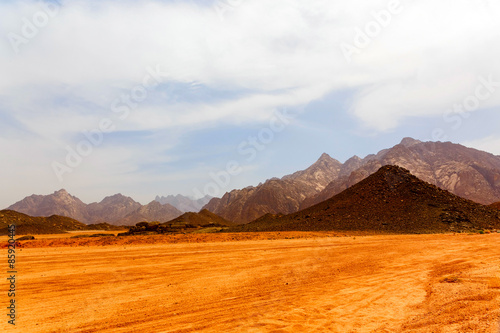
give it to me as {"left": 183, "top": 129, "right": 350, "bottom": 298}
{"left": 490, "top": 202, "right": 500, "bottom": 210}
{"left": 205, "top": 138, "right": 500, "bottom": 224}
{"left": 7, "top": 191, "right": 182, "bottom": 226}
{"left": 231, "top": 166, "right": 500, "bottom": 233}
{"left": 119, "top": 201, "right": 182, "bottom": 226}
{"left": 8, "top": 189, "right": 90, "bottom": 223}
{"left": 0, "top": 210, "right": 88, "bottom": 235}
{"left": 301, "top": 138, "right": 500, "bottom": 209}
{"left": 87, "top": 194, "right": 142, "bottom": 223}
{"left": 155, "top": 194, "right": 212, "bottom": 212}
{"left": 203, "top": 153, "right": 342, "bottom": 224}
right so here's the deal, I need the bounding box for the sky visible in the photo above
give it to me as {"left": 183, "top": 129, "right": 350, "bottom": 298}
{"left": 1, "top": 0, "right": 500, "bottom": 208}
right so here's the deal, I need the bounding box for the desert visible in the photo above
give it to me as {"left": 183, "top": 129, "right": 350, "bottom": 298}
{"left": 2, "top": 2, "right": 500, "bottom": 330}
{"left": 1, "top": 231, "right": 500, "bottom": 332}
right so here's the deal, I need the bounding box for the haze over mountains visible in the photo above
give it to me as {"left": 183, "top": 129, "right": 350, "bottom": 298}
{"left": 155, "top": 194, "right": 213, "bottom": 213}
{"left": 204, "top": 138, "right": 500, "bottom": 224}
{"left": 5, "top": 138, "right": 500, "bottom": 226}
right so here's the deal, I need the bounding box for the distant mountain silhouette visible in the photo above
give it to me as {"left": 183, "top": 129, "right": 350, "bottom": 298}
{"left": 155, "top": 194, "right": 212, "bottom": 212}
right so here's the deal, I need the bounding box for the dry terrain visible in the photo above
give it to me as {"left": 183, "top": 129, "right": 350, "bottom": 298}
{"left": 2, "top": 232, "right": 500, "bottom": 332}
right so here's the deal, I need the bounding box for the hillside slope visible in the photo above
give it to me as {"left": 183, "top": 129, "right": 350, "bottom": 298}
{"left": 0, "top": 210, "right": 88, "bottom": 235}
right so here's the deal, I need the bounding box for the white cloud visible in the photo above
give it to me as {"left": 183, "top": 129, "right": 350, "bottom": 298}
{"left": 464, "top": 135, "right": 500, "bottom": 156}
{"left": 2, "top": 0, "right": 499, "bottom": 132}
{"left": 1, "top": 0, "right": 500, "bottom": 206}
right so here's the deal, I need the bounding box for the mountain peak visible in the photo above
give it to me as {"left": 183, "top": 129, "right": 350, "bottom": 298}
{"left": 319, "top": 152, "right": 331, "bottom": 160}
{"left": 54, "top": 189, "right": 69, "bottom": 195}
{"left": 400, "top": 137, "right": 422, "bottom": 147}
{"left": 379, "top": 164, "right": 412, "bottom": 175}
{"left": 311, "top": 153, "right": 341, "bottom": 169}
{"left": 316, "top": 153, "right": 338, "bottom": 164}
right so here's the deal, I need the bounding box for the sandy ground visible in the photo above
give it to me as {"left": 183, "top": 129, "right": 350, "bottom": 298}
{"left": 2, "top": 233, "right": 500, "bottom": 332}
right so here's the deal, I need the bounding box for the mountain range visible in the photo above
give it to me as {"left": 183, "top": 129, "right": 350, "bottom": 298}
{"left": 230, "top": 165, "right": 500, "bottom": 233}
{"left": 203, "top": 138, "right": 500, "bottom": 224}
{"left": 7, "top": 191, "right": 182, "bottom": 226}
{"left": 5, "top": 138, "right": 500, "bottom": 226}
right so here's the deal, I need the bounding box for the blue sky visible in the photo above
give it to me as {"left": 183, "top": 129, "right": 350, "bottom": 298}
{"left": 1, "top": 0, "right": 500, "bottom": 207}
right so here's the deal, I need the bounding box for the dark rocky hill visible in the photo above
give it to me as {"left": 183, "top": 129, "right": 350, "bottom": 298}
{"left": 0, "top": 210, "right": 88, "bottom": 235}
{"left": 301, "top": 139, "right": 500, "bottom": 209}
{"left": 165, "top": 209, "right": 234, "bottom": 227}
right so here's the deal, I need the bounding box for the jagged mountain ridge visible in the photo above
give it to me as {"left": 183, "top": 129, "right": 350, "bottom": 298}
{"left": 230, "top": 166, "right": 500, "bottom": 233}
{"left": 7, "top": 191, "right": 182, "bottom": 226}
{"left": 203, "top": 153, "right": 342, "bottom": 224}
{"left": 205, "top": 138, "right": 500, "bottom": 224}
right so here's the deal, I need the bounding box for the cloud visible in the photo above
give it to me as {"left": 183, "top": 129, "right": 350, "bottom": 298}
{"left": 464, "top": 135, "right": 500, "bottom": 156}
{"left": 2, "top": 0, "right": 499, "bottom": 133}
{"left": 1, "top": 0, "right": 500, "bottom": 205}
